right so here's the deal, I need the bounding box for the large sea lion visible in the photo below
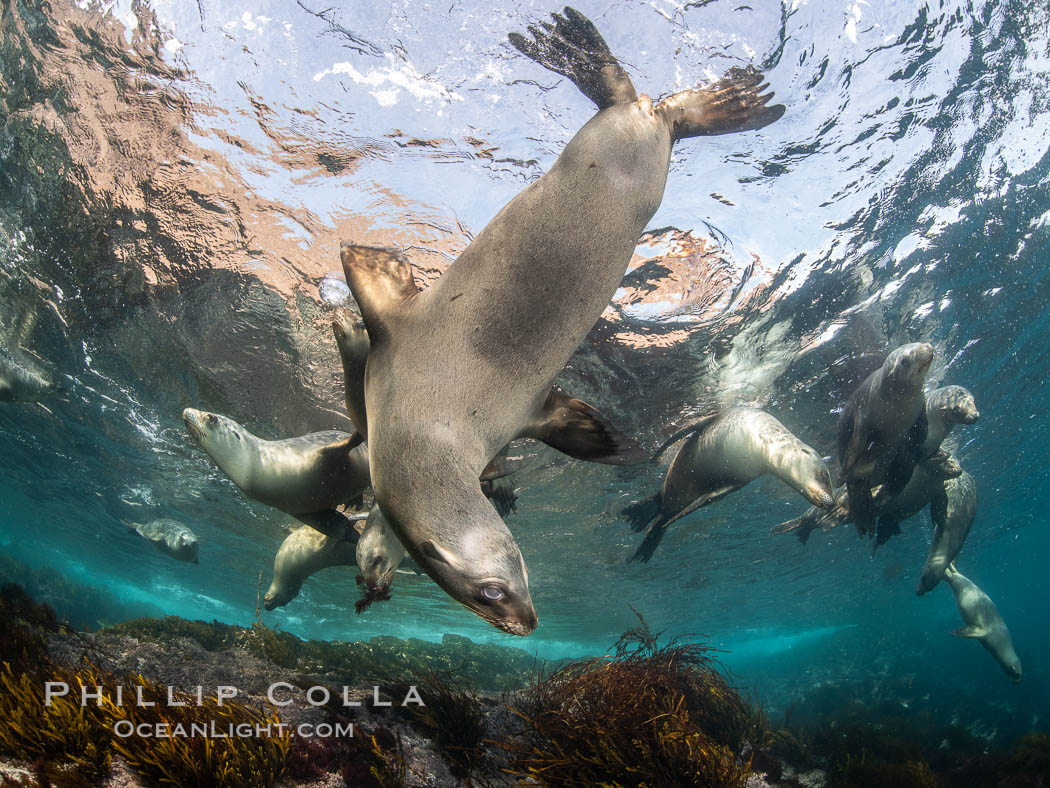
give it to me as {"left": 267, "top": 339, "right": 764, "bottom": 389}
{"left": 0, "top": 348, "right": 60, "bottom": 403}
{"left": 625, "top": 407, "right": 833, "bottom": 562}
{"left": 771, "top": 450, "right": 962, "bottom": 544}
{"left": 129, "top": 518, "right": 199, "bottom": 564}
{"left": 916, "top": 471, "right": 976, "bottom": 595}
{"left": 263, "top": 523, "right": 358, "bottom": 610}
{"left": 332, "top": 311, "right": 520, "bottom": 517}
{"left": 183, "top": 409, "right": 368, "bottom": 533}
{"left": 943, "top": 562, "right": 1021, "bottom": 683}
{"left": 339, "top": 8, "right": 783, "bottom": 633}
{"left": 838, "top": 342, "right": 934, "bottom": 537}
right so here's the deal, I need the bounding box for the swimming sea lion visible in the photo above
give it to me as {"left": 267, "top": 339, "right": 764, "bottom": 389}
{"left": 626, "top": 407, "right": 832, "bottom": 562}
{"left": 920, "top": 386, "right": 979, "bottom": 458}
{"left": 340, "top": 8, "right": 783, "bottom": 633}
{"left": 0, "top": 349, "right": 60, "bottom": 403}
{"left": 129, "top": 518, "right": 199, "bottom": 564}
{"left": 333, "top": 311, "right": 520, "bottom": 517}
{"left": 183, "top": 409, "right": 368, "bottom": 533}
{"left": 916, "top": 471, "right": 976, "bottom": 595}
{"left": 771, "top": 450, "right": 962, "bottom": 544}
{"left": 838, "top": 342, "right": 935, "bottom": 538}
{"left": 354, "top": 505, "right": 406, "bottom": 613}
{"left": 263, "top": 524, "right": 358, "bottom": 610}
{"left": 943, "top": 562, "right": 1021, "bottom": 683}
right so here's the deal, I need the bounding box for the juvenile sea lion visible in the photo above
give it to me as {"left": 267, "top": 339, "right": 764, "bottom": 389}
{"left": 626, "top": 407, "right": 832, "bottom": 562}
{"left": 943, "top": 562, "right": 1021, "bottom": 683}
{"left": 263, "top": 524, "right": 358, "bottom": 610}
{"left": 838, "top": 342, "right": 934, "bottom": 537}
{"left": 129, "top": 518, "right": 199, "bottom": 564}
{"left": 354, "top": 505, "right": 405, "bottom": 612}
{"left": 0, "top": 349, "right": 60, "bottom": 403}
{"left": 920, "top": 386, "right": 979, "bottom": 458}
{"left": 917, "top": 471, "right": 976, "bottom": 595}
{"left": 183, "top": 409, "right": 368, "bottom": 532}
{"left": 340, "top": 8, "right": 783, "bottom": 633}
{"left": 771, "top": 451, "right": 962, "bottom": 544}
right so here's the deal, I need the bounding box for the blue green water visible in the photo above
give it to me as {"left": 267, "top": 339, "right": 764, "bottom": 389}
{"left": 1, "top": 0, "right": 1048, "bottom": 739}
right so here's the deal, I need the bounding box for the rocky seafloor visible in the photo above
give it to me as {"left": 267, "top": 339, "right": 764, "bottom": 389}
{"left": 2, "top": 584, "right": 1050, "bottom": 787}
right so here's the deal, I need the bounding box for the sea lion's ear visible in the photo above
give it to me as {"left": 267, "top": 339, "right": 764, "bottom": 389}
{"left": 339, "top": 243, "right": 418, "bottom": 344}
{"left": 521, "top": 389, "right": 646, "bottom": 465}
{"left": 420, "top": 540, "right": 466, "bottom": 571}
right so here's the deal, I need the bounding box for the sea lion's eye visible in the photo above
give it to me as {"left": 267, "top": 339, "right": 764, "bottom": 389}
{"left": 480, "top": 585, "right": 505, "bottom": 602}
{"left": 205, "top": 414, "right": 218, "bottom": 425}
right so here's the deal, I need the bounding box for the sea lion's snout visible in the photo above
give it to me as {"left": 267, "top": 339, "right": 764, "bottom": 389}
{"left": 809, "top": 485, "right": 835, "bottom": 509}
{"left": 497, "top": 609, "right": 539, "bottom": 636}
{"left": 262, "top": 592, "right": 279, "bottom": 611}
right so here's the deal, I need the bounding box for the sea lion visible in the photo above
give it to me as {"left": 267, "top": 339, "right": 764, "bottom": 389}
{"left": 916, "top": 471, "right": 976, "bottom": 595}
{"left": 333, "top": 311, "right": 520, "bottom": 517}
{"left": 340, "top": 8, "right": 783, "bottom": 633}
{"left": 920, "top": 386, "right": 979, "bottom": 458}
{"left": 0, "top": 348, "right": 60, "bottom": 403}
{"left": 943, "top": 562, "right": 1021, "bottom": 683}
{"left": 838, "top": 342, "right": 935, "bottom": 538}
{"left": 354, "top": 505, "right": 406, "bottom": 612}
{"left": 263, "top": 523, "right": 358, "bottom": 610}
{"left": 626, "top": 407, "right": 833, "bottom": 562}
{"left": 129, "top": 518, "right": 199, "bottom": 564}
{"left": 771, "top": 450, "right": 962, "bottom": 544}
{"left": 183, "top": 409, "right": 368, "bottom": 533}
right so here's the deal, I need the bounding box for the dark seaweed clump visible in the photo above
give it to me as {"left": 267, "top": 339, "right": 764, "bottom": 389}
{"left": 500, "top": 612, "right": 767, "bottom": 787}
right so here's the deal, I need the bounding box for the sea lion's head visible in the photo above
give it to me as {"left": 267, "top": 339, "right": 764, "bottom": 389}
{"left": 171, "top": 531, "right": 200, "bottom": 563}
{"left": 263, "top": 578, "right": 299, "bottom": 611}
{"left": 929, "top": 385, "right": 979, "bottom": 425}
{"left": 356, "top": 506, "right": 406, "bottom": 593}
{"left": 1002, "top": 650, "right": 1022, "bottom": 684}
{"left": 778, "top": 441, "right": 834, "bottom": 509}
{"left": 883, "top": 342, "right": 934, "bottom": 391}
{"left": 417, "top": 529, "right": 538, "bottom": 636}
{"left": 182, "top": 409, "right": 254, "bottom": 482}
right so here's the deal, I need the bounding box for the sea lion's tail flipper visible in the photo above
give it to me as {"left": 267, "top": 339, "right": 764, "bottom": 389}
{"left": 340, "top": 243, "right": 418, "bottom": 345}
{"left": 651, "top": 412, "right": 721, "bottom": 462}
{"left": 509, "top": 7, "right": 637, "bottom": 109}
{"left": 524, "top": 389, "right": 646, "bottom": 465}
{"left": 656, "top": 67, "right": 785, "bottom": 140}
{"left": 631, "top": 483, "right": 738, "bottom": 561}
{"left": 628, "top": 513, "right": 670, "bottom": 563}
{"left": 769, "top": 509, "right": 817, "bottom": 542}
{"left": 872, "top": 515, "right": 901, "bottom": 553}
{"left": 481, "top": 476, "right": 519, "bottom": 518}
{"left": 847, "top": 478, "right": 876, "bottom": 538}
{"left": 623, "top": 494, "right": 661, "bottom": 532}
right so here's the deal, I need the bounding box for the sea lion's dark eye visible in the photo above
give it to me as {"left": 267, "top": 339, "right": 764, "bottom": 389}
{"left": 206, "top": 414, "right": 217, "bottom": 425}
{"left": 480, "top": 585, "right": 504, "bottom": 602}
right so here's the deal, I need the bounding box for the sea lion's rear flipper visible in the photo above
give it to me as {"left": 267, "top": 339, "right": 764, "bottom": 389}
{"left": 662, "top": 484, "right": 742, "bottom": 530}
{"left": 509, "top": 7, "right": 637, "bottom": 109}
{"left": 651, "top": 412, "right": 721, "bottom": 462}
{"left": 628, "top": 484, "right": 737, "bottom": 562}
{"left": 295, "top": 510, "right": 360, "bottom": 542}
{"left": 873, "top": 514, "right": 902, "bottom": 552}
{"left": 953, "top": 624, "right": 987, "bottom": 639}
{"left": 769, "top": 510, "right": 812, "bottom": 538}
{"left": 523, "top": 389, "right": 646, "bottom": 465}
{"left": 847, "top": 478, "right": 876, "bottom": 537}
{"left": 340, "top": 243, "right": 418, "bottom": 345}
{"left": 656, "top": 67, "right": 785, "bottom": 141}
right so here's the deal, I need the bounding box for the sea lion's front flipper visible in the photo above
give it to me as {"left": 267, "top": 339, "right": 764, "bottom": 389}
{"left": 873, "top": 514, "right": 901, "bottom": 552}
{"left": 509, "top": 7, "right": 637, "bottom": 109}
{"left": 953, "top": 625, "right": 987, "bottom": 639}
{"left": 847, "top": 477, "right": 876, "bottom": 537}
{"left": 340, "top": 243, "right": 418, "bottom": 344}
{"left": 656, "top": 67, "right": 785, "bottom": 140}
{"left": 332, "top": 309, "right": 372, "bottom": 437}
{"left": 522, "top": 389, "right": 645, "bottom": 465}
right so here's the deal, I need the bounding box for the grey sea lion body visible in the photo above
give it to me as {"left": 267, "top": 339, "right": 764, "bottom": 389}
{"left": 130, "top": 518, "right": 199, "bottom": 564}
{"left": 944, "top": 563, "right": 1021, "bottom": 682}
{"left": 183, "top": 409, "right": 368, "bottom": 526}
{"left": 838, "top": 343, "right": 935, "bottom": 538}
{"left": 771, "top": 451, "right": 962, "bottom": 544}
{"left": 917, "top": 471, "right": 976, "bottom": 595}
{"left": 263, "top": 524, "right": 358, "bottom": 610}
{"left": 0, "top": 349, "right": 59, "bottom": 403}
{"left": 341, "top": 9, "right": 784, "bottom": 633}
{"left": 627, "top": 407, "right": 833, "bottom": 562}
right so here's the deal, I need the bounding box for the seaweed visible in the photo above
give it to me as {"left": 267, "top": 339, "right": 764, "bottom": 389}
{"left": 394, "top": 675, "right": 486, "bottom": 779}
{"left": 500, "top": 611, "right": 764, "bottom": 787}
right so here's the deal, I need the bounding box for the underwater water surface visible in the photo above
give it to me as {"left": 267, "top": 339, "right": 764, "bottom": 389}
{"left": 1, "top": 0, "right": 1049, "bottom": 746}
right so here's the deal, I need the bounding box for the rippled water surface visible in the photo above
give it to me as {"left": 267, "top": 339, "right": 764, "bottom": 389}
{"left": 2, "top": 0, "right": 1049, "bottom": 729}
